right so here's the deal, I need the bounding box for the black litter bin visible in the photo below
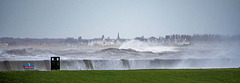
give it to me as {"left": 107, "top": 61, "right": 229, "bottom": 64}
{"left": 51, "top": 57, "right": 60, "bottom": 70}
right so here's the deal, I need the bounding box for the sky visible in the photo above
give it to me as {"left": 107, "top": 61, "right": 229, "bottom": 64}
{"left": 0, "top": 0, "right": 240, "bottom": 39}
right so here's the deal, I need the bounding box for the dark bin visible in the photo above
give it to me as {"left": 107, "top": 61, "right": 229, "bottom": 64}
{"left": 51, "top": 57, "right": 60, "bottom": 70}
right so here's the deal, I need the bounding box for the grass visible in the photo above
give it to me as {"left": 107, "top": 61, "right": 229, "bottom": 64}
{"left": 0, "top": 68, "right": 240, "bottom": 83}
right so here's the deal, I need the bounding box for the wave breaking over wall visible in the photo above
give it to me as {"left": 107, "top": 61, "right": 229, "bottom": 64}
{"left": 1, "top": 58, "right": 239, "bottom": 71}
{"left": 0, "top": 40, "right": 240, "bottom": 71}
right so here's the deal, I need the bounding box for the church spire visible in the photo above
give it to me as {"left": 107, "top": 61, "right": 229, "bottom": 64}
{"left": 117, "top": 32, "right": 120, "bottom": 40}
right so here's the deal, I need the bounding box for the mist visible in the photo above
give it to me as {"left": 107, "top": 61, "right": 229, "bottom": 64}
{"left": 1, "top": 39, "right": 239, "bottom": 70}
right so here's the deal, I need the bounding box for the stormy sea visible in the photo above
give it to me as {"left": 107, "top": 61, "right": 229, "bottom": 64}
{"left": 0, "top": 40, "right": 240, "bottom": 71}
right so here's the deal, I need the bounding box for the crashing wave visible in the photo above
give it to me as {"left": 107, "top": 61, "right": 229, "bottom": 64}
{"left": 119, "top": 40, "right": 177, "bottom": 53}
{"left": 100, "top": 48, "right": 137, "bottom": 52}
{"left": 3, "top": 48, "right": 32, "bottom": 55}
{"left": 98, "top": 48, "right": 173, "bottom": 55}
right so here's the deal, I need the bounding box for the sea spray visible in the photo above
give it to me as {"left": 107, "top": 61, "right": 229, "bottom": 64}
{"left": 0, "top": 41, "right": 240, "bottom": 70}
{"left": 119, "top": 40, "right": 177, "bottom": 53}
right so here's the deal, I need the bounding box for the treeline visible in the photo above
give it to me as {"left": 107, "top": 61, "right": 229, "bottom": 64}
{"left": 0, "top": 34, "right": 240, "bottom": 46}
{"left": 135, "top": 34, "right": 240, "bottom": 43}
{"left": 0, "top": 37, "right": 82, "bottom": 46}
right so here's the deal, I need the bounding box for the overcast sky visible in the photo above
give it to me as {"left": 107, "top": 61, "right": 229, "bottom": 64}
{"left": 0, "top": 0, "right": 240, "bottom": 39}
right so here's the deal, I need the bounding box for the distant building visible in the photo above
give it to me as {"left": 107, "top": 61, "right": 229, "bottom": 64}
{"left": 0, "top": 41, "right": 8, "bottom": 46}
{"left": 117, "top": 32, "right": 120, "bottom": 40}
{"left": 78, "top": 36, "right": 82, "bottom": 40}
{"left": 115, "top": 32, "right": 125, "bottom": 45}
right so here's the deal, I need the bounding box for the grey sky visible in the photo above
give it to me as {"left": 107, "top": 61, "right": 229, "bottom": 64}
{"left": 0, "top": 0, "right": 240, "bottom": 39}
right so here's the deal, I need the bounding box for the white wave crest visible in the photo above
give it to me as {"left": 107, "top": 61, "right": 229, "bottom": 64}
{"left": 119, "top": 40, "right": 177, "bottom": 53}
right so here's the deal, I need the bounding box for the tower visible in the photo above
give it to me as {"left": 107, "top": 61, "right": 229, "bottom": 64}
{"left": 117, "top": 32, "right": 120, "bottom": 40}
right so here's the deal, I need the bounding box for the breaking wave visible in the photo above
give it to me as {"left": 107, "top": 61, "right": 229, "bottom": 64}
{"left": 0, "top": 40, "right": 240, "bottom": 70}
{"left": 119, "top": 40, "right": 177, "bottom": 53}
{"left": 3, "top": 49, "right": 31, "bottom": 55}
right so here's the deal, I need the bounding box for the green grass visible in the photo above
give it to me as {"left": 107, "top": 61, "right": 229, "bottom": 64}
{"left": 1, "top": 68, "right": 240, "bottom": 83}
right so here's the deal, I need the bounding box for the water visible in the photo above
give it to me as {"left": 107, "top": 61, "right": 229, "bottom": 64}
{"left": 0, "top": 40, "right": 240, "bottom": 70}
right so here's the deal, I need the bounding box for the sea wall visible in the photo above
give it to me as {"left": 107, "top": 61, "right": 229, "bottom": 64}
{"left": 0, "top": 59, "right": 239, "bottom": 71}
{"left": 0, "top": 60, "right": 50, "bottom": 71}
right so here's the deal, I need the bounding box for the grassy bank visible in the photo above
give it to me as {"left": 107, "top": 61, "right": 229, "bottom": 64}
{"left": 1, "top": 68, "right": 240, "bottom": 83}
